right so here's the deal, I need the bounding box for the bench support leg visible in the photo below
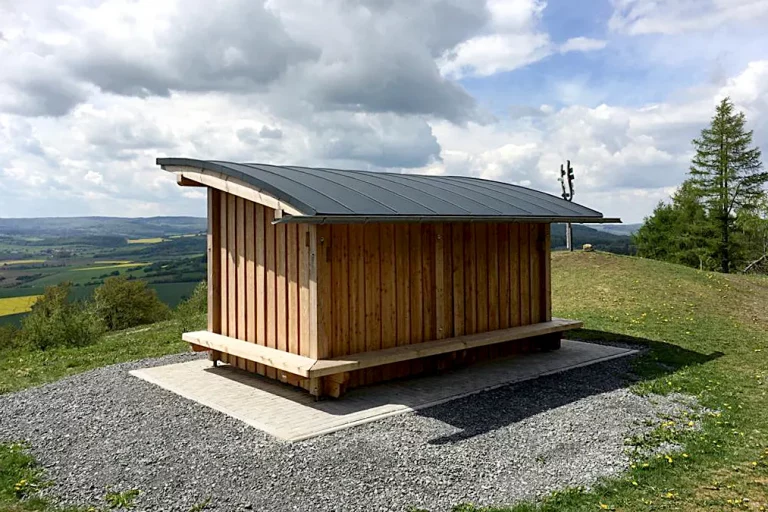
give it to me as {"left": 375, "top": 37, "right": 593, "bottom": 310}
{"left": 308, "top": 378, "right": 323, "bottom": 400}
{"left": 209, "top": 350, "right": 222, "bottom": 368}
{"left": 539, "top": 334, "right": 561, "bottom": 351}
{"left": 324, "top": 372, "right": 350, "bottom": 399}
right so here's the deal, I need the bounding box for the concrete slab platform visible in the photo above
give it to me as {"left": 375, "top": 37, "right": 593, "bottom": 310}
{"left": 130, "top": 340, "right": 637, "bottom": 442}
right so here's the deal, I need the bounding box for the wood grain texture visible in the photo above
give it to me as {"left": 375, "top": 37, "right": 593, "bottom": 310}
{"left": 254, "top": 205, "right": 266, "bottom": 375}
{"left": 227, "top": 193, "right": 238, "bottom": 367}
{"left": 308, "top": 318, "right": 583, "bottom": 377}
{"left": 316, "top": 224, "right": 332, "bottom": 360}
{"left": 380, "top": 224, "right": 397, "bottom": 379}
{"left": 498, "top": 223, "right": 510, "bottom": 329}
{"left": 245, "top": 200, "right": 256, "bottom": 373}
{"left": 487, "top": 223, "right": 499, "bottom": 332}
{"left": 207, "top": 189, "right": 221, "bottom": 334}
{"left": 442, "top": 224, "right": 454, "bottom": 341}
{"left": 463, "top": 223, "right": 476, "bottom": 335}
{"left": 206, "top": 216, "right": 557, "bottom": 394}
{"left": 421, "top": 224, "right": 436, "bottom": 343}
{"left": 451, "top": 223, "right": 464, "bottom": 337}
{"left": 308, "top": 225, "right": 319, "bottom": 359}
{"left": 287, "top": 223, "right": 299, "bottom": 355}
{"left": 275, "top": 221, "right": 288, "bottom": 381}
{"left": 530, "top": 223, "right": 542, "bottom": 323}
{"left": 363, "top": 224, "right": 382, "bottom": 384}
{"left": 509, "top": 223, "right": 521, "bottom": 327}
{"left": 519, "top": 223, "right": 531, "bottom": 326}
{"left": 331, "top": 225, "right": 349, "bottom": 358}
{"left": 475, "top": 223, "right": 488, "bottom": 333}
{"left": 219, "top": 192, "right": 229, "bottom": 338}
{"left": 264, "top": 207, "right": 277, "bottom": 379}
{"left": 543, "top": 223, "right": 552, "bottom": 322}
{"left": 299, "top": 223, "right": 311, "bottom": 357}
{"left": 236, "top": 197, "right": 247, "bottom": 370}
{"left": 408, "top": 223, "right": 424, "bottom": 376}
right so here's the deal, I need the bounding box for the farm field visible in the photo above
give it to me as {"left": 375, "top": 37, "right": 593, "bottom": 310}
{"left": 0, "top": 295, "right": 41, "bottom": 316}
{"left": 0, "top": 259, "right": 47, "bottom": 265}
{"left": 127, "top": 237, "right": 165, "bottom": 244}
{"left": 0, "top": 217, "right": 208, "bottom": 324}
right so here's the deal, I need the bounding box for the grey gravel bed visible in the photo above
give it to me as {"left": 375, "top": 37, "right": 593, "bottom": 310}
{"left": 0, "top": 350, "right": 702, "bottom": 512}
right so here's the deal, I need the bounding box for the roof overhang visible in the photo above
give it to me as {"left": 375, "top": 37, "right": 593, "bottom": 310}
{"left": 161, "top": 164, "right": 307, "bottom": 216}
{"left": 274, "top": 215, "right": 622, "bottom": 225}
{"left": 158, "top": 158, "right": 622, "bottom": 225}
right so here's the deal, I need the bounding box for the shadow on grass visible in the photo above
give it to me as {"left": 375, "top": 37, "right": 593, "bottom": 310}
{"left": 418, "top": 329, "right": 723, "bottom": 445}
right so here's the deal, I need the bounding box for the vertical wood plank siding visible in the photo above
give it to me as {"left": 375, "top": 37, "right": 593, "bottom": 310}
{"left": 210, "top": 191, "right": 316, "bottom": 379}
{"left": 314, "top": 221, "right": 552, "bottom": 388}
{"left": 206, "top": 192, "right": 553, "bottom": 391}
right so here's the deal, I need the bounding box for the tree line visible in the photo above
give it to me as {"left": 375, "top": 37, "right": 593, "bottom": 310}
{"left": 634, "top": 98, "right": 768, "bottom": 273}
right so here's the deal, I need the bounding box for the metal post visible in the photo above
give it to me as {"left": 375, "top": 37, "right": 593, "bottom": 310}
{"left": 558, "top": 160, "right": 576, "bottom": 252}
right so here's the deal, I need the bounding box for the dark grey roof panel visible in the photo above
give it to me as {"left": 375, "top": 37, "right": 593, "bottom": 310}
{"left": 337, "top": 170, "right": 476, "bottom": 214}
{"left": 219, "top": 162, "right": 348, "bottom": 214}
{"left": 446, "top": 176, "right": 602, "bottom": 217}
{"left": 157, "top": 157, "right": 615, "bottom": 222}
{"left": 290, "top": 167, "right": 441, "bottom": 215}
{"left": 434, "top": 176, "right": 566, "bottom": 216}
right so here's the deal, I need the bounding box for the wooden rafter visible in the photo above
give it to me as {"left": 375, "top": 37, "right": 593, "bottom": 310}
{"left": 163, "top": 164, "right": 305, "bottom": 216}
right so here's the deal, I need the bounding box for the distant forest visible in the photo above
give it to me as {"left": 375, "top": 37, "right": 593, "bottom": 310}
{"left": 0, "top": 216, "right": 207, "bottom": 238}
{"left": 551, "top": 224, "right": 633, "bottom": 254}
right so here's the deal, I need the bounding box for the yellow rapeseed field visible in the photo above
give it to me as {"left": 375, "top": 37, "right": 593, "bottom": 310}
{"left": 0, "top": 295, "right": 42, "bottom": 316}
{"left": 126, "top": 238, "right": 165, "bottom": 244}
{"left": 72, "top": 263, "right": 147, "bottom": 272}
{"left": 0, "top": 260, "right": 46, "bottom": 265}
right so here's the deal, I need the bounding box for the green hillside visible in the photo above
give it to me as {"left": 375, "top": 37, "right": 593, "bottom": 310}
{"left": 540, "top": 252, "right": 768, "bottom": 512}
{"left": 0, "top": 216, "right": 206, "bottom": 238}
{"left": 1, "top": 253, "right": 767, "bottom": 511}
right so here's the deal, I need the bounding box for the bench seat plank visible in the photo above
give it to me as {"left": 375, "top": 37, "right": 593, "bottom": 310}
{"left": 184, "top": 318, "right": 582, "bottom": 380}
{"left": 182, "top": 331, "right": 316, "bottom": 377}
{"left": 308, "top": 318, "right": 582, "bottom": 377}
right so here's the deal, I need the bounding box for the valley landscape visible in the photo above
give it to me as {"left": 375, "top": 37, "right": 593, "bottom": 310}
{"left": 0, "top": 217, "right": 207, "bottom": 326}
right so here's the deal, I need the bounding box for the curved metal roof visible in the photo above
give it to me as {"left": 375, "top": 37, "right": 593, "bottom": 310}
{"left": 157, "top": 158, "right": 619, "bottom": 224}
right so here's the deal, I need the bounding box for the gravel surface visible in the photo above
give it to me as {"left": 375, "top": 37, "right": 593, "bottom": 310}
{"left": 0, "top": 350, "right": 703, "bottom": 512}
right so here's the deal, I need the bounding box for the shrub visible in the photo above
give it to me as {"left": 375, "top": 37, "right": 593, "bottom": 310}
{"left": 175, "top": 281, "right": 207, "bottom": 333}
{"left": 20, "top": 282, "right": 105, "bottom": 350}
{"left": 0, "top": 324, "right": 22, "bottom": 351}
{"left": 93, "top": 277, "right": 171, "bottom": 331}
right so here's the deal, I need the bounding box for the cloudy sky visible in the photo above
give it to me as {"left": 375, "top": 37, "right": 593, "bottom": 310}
{"left": 2, "top": 0, "right": 768, "bottom": 223}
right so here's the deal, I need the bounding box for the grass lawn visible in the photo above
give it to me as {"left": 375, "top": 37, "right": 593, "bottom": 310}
{"left": 0, "top": 317, "right": 199, "bottom": 394}
{"left": 2, "top": 252, "right": 768, "bottom": 511}
{"left": 457, "top": 252, "right": 768, "bottom": 511}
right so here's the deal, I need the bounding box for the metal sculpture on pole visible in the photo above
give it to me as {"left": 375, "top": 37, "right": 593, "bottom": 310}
{"left": 558, "top": 160, "right": 575, "bottom": 251}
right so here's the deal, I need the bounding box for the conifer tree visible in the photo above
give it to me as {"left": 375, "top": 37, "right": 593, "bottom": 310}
{"left": 689, "top": 97, "right": 766, "bottom": 272}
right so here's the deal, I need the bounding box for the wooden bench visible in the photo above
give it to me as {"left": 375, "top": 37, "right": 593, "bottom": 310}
{"left": 183, "top": 318, "right": 582, "bottom": 397}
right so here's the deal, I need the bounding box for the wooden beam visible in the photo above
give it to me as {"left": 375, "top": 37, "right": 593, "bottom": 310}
{"left": 184, "top": 318, "right": 583, "bottom": 381}
{"left": 177, "top": 174, "right": 204, "bottom": 187}
{"left": 168, "top": 167, "right": 304, "bottom": 216}
{"left": 308, "top": 318, "right": 583, "bottom": 378}
{"left": 183, "top": 331, "right": 316, "bottom": 377}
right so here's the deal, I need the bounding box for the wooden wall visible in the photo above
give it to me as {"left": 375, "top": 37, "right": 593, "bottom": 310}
{"left": 208, "top": 189, "right": 315, "bottom": 385}
{"left": 315, "top": 222, "right": 551, "bottom": 388}
{"left": 207, "top": 187, "right": 553, "bottom": 392}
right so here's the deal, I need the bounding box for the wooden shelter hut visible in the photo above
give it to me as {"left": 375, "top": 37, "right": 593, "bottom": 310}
{"left": 158, "top": 158, "right": 620, "bottom": 398}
